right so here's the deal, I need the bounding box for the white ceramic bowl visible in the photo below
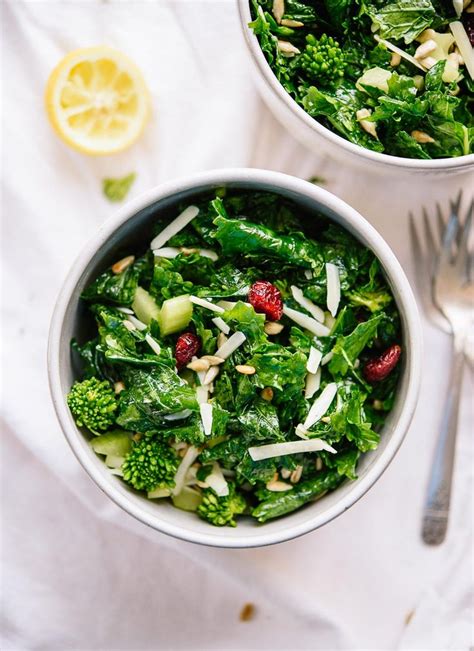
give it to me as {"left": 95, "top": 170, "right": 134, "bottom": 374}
{"left": 237, "top": 0, "right": 474, "bottom": 176}
{"left": 48, "top": 168, "right": 422, "bottom": 547}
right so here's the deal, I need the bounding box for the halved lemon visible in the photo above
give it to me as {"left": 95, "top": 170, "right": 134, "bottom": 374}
{"left": 45, "top": 46, "right": 151, "bottom": 155}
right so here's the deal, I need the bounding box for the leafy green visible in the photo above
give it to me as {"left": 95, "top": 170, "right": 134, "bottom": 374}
{"left": 237, "top": 399, "right": 283, "bottom": 442}
{"left": 330, "top": 383, "right": 380, "bottom": 452}
{"left": 221, "top": 302, "right": 266, "bottom": 351}
{"left": 248, "top": 343, "right": 307, "bottom": 392}
{"left": 102, "top": 173, "right": 136, "bottom": 202}
{"left": 93, "top": 304, "right": 169, "bottom": 367}
{"left": 116, "top": 366, "right": 198, "bottom": 431}
{"left": 212, "top": 216, "right": 325, "bottom": 270}
{"left": 329, "top": 314, "right": 383, "bottom": 377}
{"left": 364, "top": 1, "right": 436, "bottom": 44}
{"left": 252, "top": 470, "right": 343, "bottom": 522}
{"left": 303, "top": 84, "right": 385, "bottom": 152}
{"left": 82, "top": 254, "right": 152, "bottom": 305}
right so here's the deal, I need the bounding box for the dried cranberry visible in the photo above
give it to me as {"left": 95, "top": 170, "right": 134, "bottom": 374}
{"left": 248, "top": 280, "right": 283, "bottom": 321}
{"left": 363, "top": 344, "right": 402, "bottom": 383}
{"left": 463, "top": 13, "right": 474, "bottom": 47}
{"left": 175, "top": 332, "right": 201, "bottom": 369}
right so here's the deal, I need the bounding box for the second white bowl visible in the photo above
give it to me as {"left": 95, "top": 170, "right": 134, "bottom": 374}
{"left": 237, "top": 0, "right": 474, "bottom": 177}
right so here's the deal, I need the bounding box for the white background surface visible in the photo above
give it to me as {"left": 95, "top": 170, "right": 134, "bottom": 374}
{"left": 1, "top": 1, "right": 473, "bottom": 649}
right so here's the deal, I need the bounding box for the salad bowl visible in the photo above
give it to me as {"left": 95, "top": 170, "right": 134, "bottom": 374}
{"left": 238, "top": 0, "right": 474, "bottom": 176}
{"left": 48, "top": 168, "right": 421, "bottom": 547}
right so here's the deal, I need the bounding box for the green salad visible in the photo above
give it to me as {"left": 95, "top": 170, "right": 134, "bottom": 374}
{"left": 249, "top": 0, "right": 474, "bottom": 159}
{"left": 68, "top": 190, "right": 402, "bottom": 527}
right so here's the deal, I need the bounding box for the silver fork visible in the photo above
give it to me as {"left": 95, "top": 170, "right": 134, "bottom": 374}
{"left": 409, "top": 193, "right": 473, "bottom": 546}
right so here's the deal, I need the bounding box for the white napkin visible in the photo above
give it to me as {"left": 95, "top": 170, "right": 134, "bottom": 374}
{"left": 2, "top": 1, "right": 473, "bottom": 649}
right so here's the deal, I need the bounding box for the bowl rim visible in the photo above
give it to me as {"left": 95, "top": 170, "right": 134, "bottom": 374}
{"left": 48, "top": 168, "right": 422, "bottom": 548}
{"left": 237, "top": 0, "right": 474, "bottom": 172}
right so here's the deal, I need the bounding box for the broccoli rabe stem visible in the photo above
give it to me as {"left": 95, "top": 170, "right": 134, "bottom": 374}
{"left": 252, "top": 470, "right": 342, "bottom": 523}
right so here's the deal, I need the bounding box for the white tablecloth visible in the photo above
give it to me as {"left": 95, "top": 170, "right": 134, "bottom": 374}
{"left": 2, "top": 2, "right": 473, "bottom": 649}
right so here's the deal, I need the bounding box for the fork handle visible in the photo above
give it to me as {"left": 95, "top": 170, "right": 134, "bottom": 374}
{"left": 421, "top": 337, "right": 466, "bottom": 545}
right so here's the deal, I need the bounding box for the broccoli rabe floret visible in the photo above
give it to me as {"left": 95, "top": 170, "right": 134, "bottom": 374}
{"left": 197, "top": 483, "right": 247, "bottom": 527}
{"left": 67, "top": 377, "right": 117, "bottom": 433}
{"left": 122, "top": 439, "right": 179, "bottom": 492}
{"left": 297, "top": 34, "right": 346, "bottom": 86}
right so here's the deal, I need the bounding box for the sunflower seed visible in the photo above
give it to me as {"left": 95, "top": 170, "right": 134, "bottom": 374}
{"left": 260, "top": 387, "right": 274, "bottom": 401}
{"left": 201, "top": 355, "right": 225, "bottom": 366}
{"left": 111, "top": 255, "right": 135, "bottom": 274}
{"left": 290, "top": 465, "right": 303, "bottom": 484}
{"left": 235, "top": 364, "right": 256, "bottom": 375}
{"left": 264, "top": 321, "right": 284, "bottom": 335}
{"left": 187, "top": 358, "right": 210, "bottom": 372}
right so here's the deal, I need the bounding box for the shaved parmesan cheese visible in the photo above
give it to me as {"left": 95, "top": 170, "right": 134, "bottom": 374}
{"left": 205, "top": 462, "right": 229, "bottom": 497}
{"left": 145, "top": 333, "right": 161, "bottom": 356}
{"left": 150, "top": 205, "right": 199, "bottom": 250}
{"left": 283, "top": 305, "right": 330, "bottom": 337}
{"left": 116, "top": 307, "right": 134, "bottom": 315}
{"left": 305, "top": 368, "right": 321, "bottom": 399}
{"left": 196, "top": 385, "right": 209, "bottom": 404}
{"left": 326, "top": 263, "right": 340, "bottom": 317}
{"left": 172, "top": 445, "right": 200, "bottom": 496}
{"left": 198, "top": 249, "right": 219, "bottom": 261}
{"left": 291, "top": 286, "right": 325, "bottom": 322}
{"left": 304, "top": 270, "right": 313, "bottom": 280}
{"left": 199, "top": 403, "right": 213, "bottom": 436}
{"left": 374, "top": 35, "right": 426, "bottom": 71}
{"left": 163, "top": 409, "right": 192, "bottom": 421}
{"left": 128, "top": 315, "right": 147, "bottom": 331}
{"left": 249, "top": 438, "right": 337, "bottom": 461}
{"left": 307, "top": 346, "right": 323, "bottom": 374}
{"left": 152, "top": 247, "right": 181, "bottom": 259}
{"left": 190, "top": 295, "right": 225, "bottom": 313}
{"left": 203, "top": 366, "right": 220, "bottom": 386}
{"left": 123, "top": 320, "right": 136, "bottom": 332}
{"left": 190, "top": 356, "right": 207, "bottom": 386}
{"left": 321, "top": 351, "right": 333, "bottom": 366}
{"left": 295, "top": 423, "right": 309, "bottom": 439}
{"left": 450, "top": 21, "right": 474, "bottom": 80}
{"left": 215, "top": 331, "right": 246, "bottom": 359}
{"left": 303, "top": 383, "right": 338, "bottom": 429}
{"left": 266, "top": 480, "right": 293, "bottom": 492}
{"left": 211, "top": 317, "right": 230, "bottom": 334}
{"left": 452, "top": 0, "right": 462, "bottom": 17}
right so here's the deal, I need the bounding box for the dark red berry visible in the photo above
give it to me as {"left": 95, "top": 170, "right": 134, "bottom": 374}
{"left": 363, "top": 344, "right": 402, "bottom": 383}
{"left": 463, "top": 13, "right": 474, "bottom": 47}
{"left": 175, "top": 332, "right": 201, "bottom": 369}
{"left": 248, "top": 280, "right": 283, "bottom": 321}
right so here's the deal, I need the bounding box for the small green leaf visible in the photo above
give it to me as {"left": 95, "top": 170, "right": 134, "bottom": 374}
{"left": 103, "top": 173, "right": 136, "bottom": 202}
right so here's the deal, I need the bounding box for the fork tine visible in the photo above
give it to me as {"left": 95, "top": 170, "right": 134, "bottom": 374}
{"left": 409, "top": 212, "right": 437, "bottom": 311}
{"left": 455, "top": 200, "right": 473, "bottom": 279}
{"left": 436, "top": 203, "right": 445, "bottom": 242}
{"left": 439, "top": 208, "right": 460, "bottom": 270}
{"left": 449, "top": 190, "right": 463, "bottom": 247}
{"left": 422, "top": 207, "right": 437, "bottom": 252}
{"left": 409, "top": 212, "right": 423, "bottom": 270}
{"left": 422, "top": 207, "right": 439, "bottom": 274}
